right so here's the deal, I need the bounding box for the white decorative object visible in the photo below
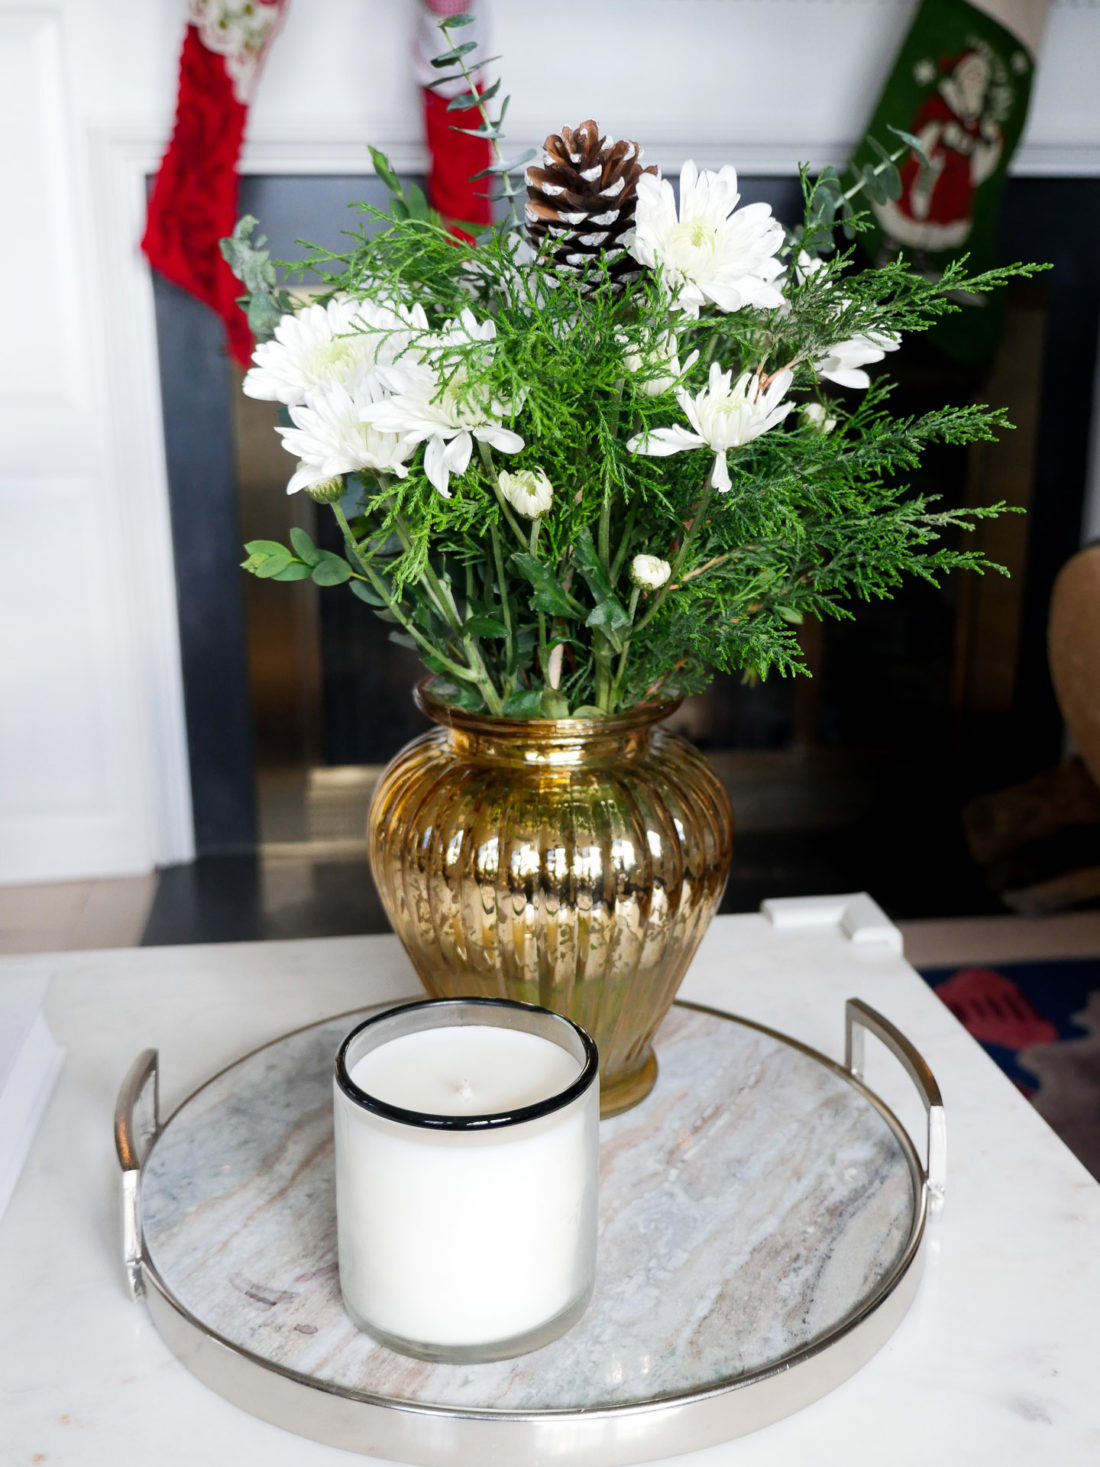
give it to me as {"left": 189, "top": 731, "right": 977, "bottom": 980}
{"left": 0, "top": 966, "right": 63, "bottom": 1223}
{"left": 333, "top": 998, "right": 599, "bottom": 1361}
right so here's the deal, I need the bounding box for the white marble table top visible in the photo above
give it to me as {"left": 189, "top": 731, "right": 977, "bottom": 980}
{"left": 2, "top": 899, "right": 1099, "bottom": 1465}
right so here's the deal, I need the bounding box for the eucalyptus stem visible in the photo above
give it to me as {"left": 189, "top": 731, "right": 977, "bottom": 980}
{"left": 439, "top": 19, "right": 521, "bottom": 229}
{"left": 839, "top": 142, "right": 908, "bottom": 207}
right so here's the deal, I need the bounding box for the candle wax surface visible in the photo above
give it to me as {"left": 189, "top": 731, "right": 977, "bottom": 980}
{"left": 349, "top": 1024, "right": 582, "bottom": 1116}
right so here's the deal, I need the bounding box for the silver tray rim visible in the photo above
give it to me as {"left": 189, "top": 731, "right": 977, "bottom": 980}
{"left": 120, "top": 998, "right": 940, "bottom": 1466}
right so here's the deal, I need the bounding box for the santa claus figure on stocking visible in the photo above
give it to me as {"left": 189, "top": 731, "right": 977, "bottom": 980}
{"left": 876, "top": 47, "right": 1007, "bottom": 252}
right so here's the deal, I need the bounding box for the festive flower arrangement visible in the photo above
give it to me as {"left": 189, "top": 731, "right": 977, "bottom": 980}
{"left": 224, "top": 19, "right": 1038, "bottom": 720}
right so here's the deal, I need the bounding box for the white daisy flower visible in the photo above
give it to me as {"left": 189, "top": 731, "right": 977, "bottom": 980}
{"left": 498, "top": 468, "right": 554, "bottom": 518}
{"left": 622, "top": 330, "right": 700, "bottom": 397}
{"left": 627, "top": 362, "right": 794, "bottom": 492}
{"left": 815, "top": 330, "right": 899, "bottom": 390}
{"left": 364, "top": 310, "right": 524, "bottom": 498}
{"left": 276, "top": 378, "right": 413, "bottom": 495}
{"left": 631, "top": 554, "right": 672, "bottom": 589}
{"left": 243, "top": 297, "right": 429, "bottom": 406}
{"left": 627, "top": 161, "right": 786, "bottom": 316}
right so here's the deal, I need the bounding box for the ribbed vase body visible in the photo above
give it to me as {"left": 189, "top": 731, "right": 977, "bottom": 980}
{"left": 368, "top": 687, "right": 734, "bottom": 1116}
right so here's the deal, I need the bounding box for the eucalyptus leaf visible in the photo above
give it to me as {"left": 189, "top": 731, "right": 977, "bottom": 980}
{"left": 289, "top": 527, "right": 319, "bottom": 565}
{"left": 861, "top": 164, "right": 889, "bottom": 206}
{"left": 473, "top": 148, "right": 537, "bottom": 180}
{"left": 571, "top": 705, "right": 605, "bottom": 720}
{"left": 246, "top": 292, "right": 288, "bottom": 340}
{"left": 887, "top": 125, "right": 933, "bottom": 169}
{"left": 431, "top": 41, "right": 478, "bottom": 66}
{"left": 451, "top": 125, "right": 499, "bottom": 142}
{"left": 252, "top": 553, "right": 292, "bottom": 579}
{"left": 350, "top": 579, "right": 390, "bottom": 608}
{"left": 447, "top": 78, "right": 501, "bottom": 111}
{"left": 311, "top": 553, "right": 352, "bottom": 587}
{"left": 438, "top": 11, "right": 474, "bottom": 26}
{"left": 271, "top": 561, "right": 312, "bottom": 582}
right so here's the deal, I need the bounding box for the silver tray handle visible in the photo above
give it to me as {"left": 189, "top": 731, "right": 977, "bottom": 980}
{"left": 114, "top": 1049, "right": 160, "bottom": 1300}
{"left": 845, "top": 1000, "right": 946, "bottom": 1217}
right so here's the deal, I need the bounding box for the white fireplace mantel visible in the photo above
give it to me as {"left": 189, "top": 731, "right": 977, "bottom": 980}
{"left": 2, "top": 0, "right": 1099, "bottom": 886}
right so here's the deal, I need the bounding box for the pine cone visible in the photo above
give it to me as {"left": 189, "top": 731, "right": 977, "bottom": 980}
{"left": 525, "top": 120, "right": 656, "bottom": 294}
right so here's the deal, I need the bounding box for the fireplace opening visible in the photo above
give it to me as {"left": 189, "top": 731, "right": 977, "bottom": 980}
{"left": 142, "top": 173, "right": 1099, "bottom": 943}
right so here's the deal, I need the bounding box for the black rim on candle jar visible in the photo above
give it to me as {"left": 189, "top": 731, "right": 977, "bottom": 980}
{"left": 334, "top": 997, "right": 600, "bottom": 1131}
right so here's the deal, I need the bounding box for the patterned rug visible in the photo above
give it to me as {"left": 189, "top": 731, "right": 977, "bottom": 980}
{"left": 920, "top": 960, "right": 1100, "bottom": 1182}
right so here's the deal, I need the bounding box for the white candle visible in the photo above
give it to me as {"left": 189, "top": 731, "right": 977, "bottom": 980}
{"left": 334, "top": 1000, "right": 599, "bottom": 1362}
{"left": 350, "top": 1025, "right": 581, "bottom": 1116}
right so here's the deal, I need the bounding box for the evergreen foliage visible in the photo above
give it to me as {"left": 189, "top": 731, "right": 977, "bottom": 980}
{"left": 225, "top": 19, "right": 1043, "bottom": 719}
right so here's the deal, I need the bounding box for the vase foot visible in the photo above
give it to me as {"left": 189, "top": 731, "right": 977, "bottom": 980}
{"left": 599, "top": 1048, "right": 657, "bottom": 1118}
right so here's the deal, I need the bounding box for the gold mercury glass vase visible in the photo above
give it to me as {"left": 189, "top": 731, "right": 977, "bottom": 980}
{"left": 368, "top": 683, "right": 734, "bottom": 1117}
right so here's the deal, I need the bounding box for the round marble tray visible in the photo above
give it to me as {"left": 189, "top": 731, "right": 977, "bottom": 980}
{"left": 115, "top": 999, "right": 942, "bottom": 1467}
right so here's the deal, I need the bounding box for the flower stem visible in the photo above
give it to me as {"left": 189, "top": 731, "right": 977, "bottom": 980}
{"left": 632, "top": 477, "right": 715, "bottom": 637}
{"left": 609, "top": 586, "right": 641, "bottom": 705}
{"left": 488, "top": 519, "right": 514, "bottom": 678}
{"left": 332, "top": 502, "right": 504, "bottom": 713}
{"left": 477, "top": 439, "right": 528, "bottom": 548}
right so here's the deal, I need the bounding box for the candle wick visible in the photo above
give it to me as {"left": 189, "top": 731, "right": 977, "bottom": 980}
{"left": 457, "top": 1078, "right": 474, "bottom": 1101}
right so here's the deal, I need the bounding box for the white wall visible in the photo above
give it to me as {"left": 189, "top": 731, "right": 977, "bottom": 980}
{"left": 2, "top": 0, "right": 1098, "bottom": 885}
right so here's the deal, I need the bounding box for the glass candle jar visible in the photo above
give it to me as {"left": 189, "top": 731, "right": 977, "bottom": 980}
{"left": 333, "top": 997, "right": 600, "bottom": 1363}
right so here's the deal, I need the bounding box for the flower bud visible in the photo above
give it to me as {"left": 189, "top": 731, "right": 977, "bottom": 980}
{"left": 305, "top": 473, "right": 346, "bottom": 504}
{"left": 631, "top": 553, "right": 672, "bottom": 589}
{"left": 802, "top": 402, "right": 837, "bottom": 434}
{"left": 498, "top": 467, "right": 554, "bottom": 518}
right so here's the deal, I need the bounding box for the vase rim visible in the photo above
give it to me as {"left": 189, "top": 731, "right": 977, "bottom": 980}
{"left": 414, "top": 679, "right": 681, "bottom": 738}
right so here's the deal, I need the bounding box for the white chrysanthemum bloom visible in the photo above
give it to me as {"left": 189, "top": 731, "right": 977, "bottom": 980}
{"left": 243, "top": 297, "right": 429, "bottom": 406}
{"left": 276, "top": 379, "right": 413, "bottom": 495}
{"left": 815, "top": 330, "right": 899, "bottom": 390}
{"left": 499, "top": 468, "right": 554, "bottom": 518}
{"left": 364, "top": 309, "right": 524, "bottom": 498}
{"left": 787, "top": 250, "right": 900, "bottom": 390}
{"left": 626, "top": 361, "right": 794, "bottom": 492}
{"left": 802, "top": 402, "right": 837, "bottom": 434}
{"left": 631, "top": 554, "right": 672, "bottom": 589}
{"left": 627, "top": 161, "right": 786, "bottom": 316}
{"left": 622, "top": 330, "right": 700, "bottom": 397}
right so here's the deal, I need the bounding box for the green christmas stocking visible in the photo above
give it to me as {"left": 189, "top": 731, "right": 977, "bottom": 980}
{"left": 848, "top": 0, "right": 1052, "bottom": 362}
